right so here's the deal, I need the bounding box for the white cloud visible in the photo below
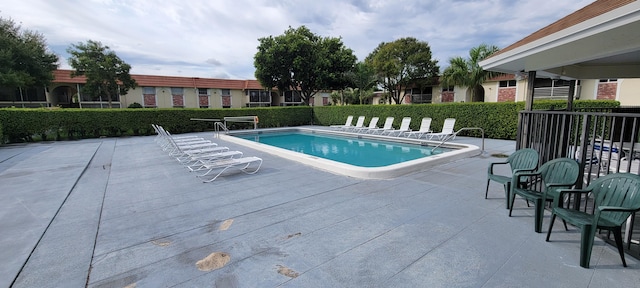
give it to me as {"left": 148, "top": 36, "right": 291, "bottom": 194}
{"left": 1, "top": 0, "right": 593, "bottom": 79}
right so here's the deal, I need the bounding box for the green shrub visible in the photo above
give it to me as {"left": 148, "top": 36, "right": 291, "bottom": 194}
{"left": 0, "top": 100, "right": 619, "bottom": 144}
{"left": 128, "top": 102, "right": 143, "bottom": 108}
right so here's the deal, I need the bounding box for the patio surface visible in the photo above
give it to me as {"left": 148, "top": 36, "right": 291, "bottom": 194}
{"left": 1, "top": 127, "right": 639, "bottom": 288}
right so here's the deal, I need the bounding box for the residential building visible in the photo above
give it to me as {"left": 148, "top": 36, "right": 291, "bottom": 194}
{"left": 0, "top": 69, "right": 315, "bottom": 109}
{"left": 482, "top": 75, "right": 640, "bottom": 105}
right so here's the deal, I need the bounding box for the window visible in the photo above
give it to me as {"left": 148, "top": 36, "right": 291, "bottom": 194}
{"left": 171, "top": 87, "right": 184, "bottom": 107}
{"left": 533, "top": 79, "right": 574, "bottom": 99}
{"left": 410, "top": 87, "right": 433, "bottom": 104}
{"left": 599, "top": 79, "right": 617, "bottom": 83}
{"left": 284, "top": 91, "right": 302, "bottom": 103}
{"left": 170, "top": 87, "right": 183, "bottom": 95}
{"left": 197, "top": 88, "right": 209, "bottom": 108}
{"left": 143, "top": 87, "right": 156, "bottom": 94}
{"left": 142, "top": 86, "right": 156, "bottom": 107}
{"left": 0, "top": 87, "right": 46, "bottom": 101}
{"left": 221, "top": 89, "right": 231, "bottom": 96}
{"left": 442, "top": 86, "right": 454, "bottom": 92}
{"left": 499, "top": 80, "right": 517, "bottom": 87}
{"left": 248, "top": 90, "right": 270, "bottom": 103}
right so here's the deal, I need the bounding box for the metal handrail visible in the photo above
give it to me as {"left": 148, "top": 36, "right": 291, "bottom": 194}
{"left": 431, "top": 127, "right": 485, "bottom": 152}
{"left": 214, "top": 122, "right": 229, "bottom": 138}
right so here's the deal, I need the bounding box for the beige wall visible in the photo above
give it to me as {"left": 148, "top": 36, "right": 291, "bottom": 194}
{"left": 117, "top": 87, "right": 249, "bottom": 108}
{"left": 618, "top": 79, "right": 640, "bottom": 106}
{"left": 575, "top": 78, "right": 640, "bottom": 105}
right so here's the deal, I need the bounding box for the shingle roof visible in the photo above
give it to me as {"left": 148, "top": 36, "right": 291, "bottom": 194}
{"left": 53, "top": 69, "right": 267, "bottom": 90}
{"left": 488, "top": 0, "right": 636, "bottom": 59}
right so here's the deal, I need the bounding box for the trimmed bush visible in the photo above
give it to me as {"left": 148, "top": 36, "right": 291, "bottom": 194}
{"left": 0, "top": 100, "right": 619, "bottom": 143}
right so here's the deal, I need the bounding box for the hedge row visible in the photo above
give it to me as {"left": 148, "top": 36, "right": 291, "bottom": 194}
{"left": 313, "top": 100, "right": 620, "bottom": 139}
{"left": 0, "top": 106, "right": 312, "bottom": 143}
{"left": 0, "top": 100, "right": 619, "bottom": 144}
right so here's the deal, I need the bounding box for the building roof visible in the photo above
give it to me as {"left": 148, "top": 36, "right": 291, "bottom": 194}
{"left": 53, "top": 69, "right": 268, "bottom": 90}
{"left": 480, "top": 0, "right": 640, "bottom": 79}
{"left": 490, "top": 0, "right": 635, "bottom": 58}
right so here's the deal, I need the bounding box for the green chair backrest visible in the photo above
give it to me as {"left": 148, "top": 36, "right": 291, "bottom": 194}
{"left": 538, "top": 158, "right": 581, "bottom": 187}
{"left": 589, "top": 173, "right": 640, "bottom": 225}
{"left": 508, "top": 148, "right": 539, "bottom": 172}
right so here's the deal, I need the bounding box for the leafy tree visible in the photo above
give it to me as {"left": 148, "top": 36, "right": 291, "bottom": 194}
{"left": 345, "top": 61, "right": 377, "bottom": 104}
{"left": 366, "top": 37, "right": 439, "bottom": 104}
{"left": 254, "top": 26, "right": 356, "bottom": 105}
{"left": 67, "top": 40, "right": 136, "bottom": 108}
{"left": 441, "top": 44, "right": 500, "bottom": 102}
{"left": 0, "top": 17, "right": 58, "bottom": 89}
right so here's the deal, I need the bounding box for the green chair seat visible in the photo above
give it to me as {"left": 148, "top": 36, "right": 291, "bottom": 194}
{"left": 546, "top": 173, "right": 640, "bottom": 268}
{"left": 509, "top": 158, "right": 580, "bottom": 233}
{"left": 486, "top": 148, "right": 539, "bottom": 208}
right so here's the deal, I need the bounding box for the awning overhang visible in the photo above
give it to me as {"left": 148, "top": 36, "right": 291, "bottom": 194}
{"left": 480, "top": 2, "right": 640, "bottom": 80}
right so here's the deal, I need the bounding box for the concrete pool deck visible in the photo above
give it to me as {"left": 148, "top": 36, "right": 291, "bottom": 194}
{"left": 1, "top": 127, "right": 639, "bottom": 287}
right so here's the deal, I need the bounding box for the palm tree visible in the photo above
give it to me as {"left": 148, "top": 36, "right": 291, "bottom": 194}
{"left": 347, "top": 62, "right": 377, "bottom": 104}
{"left": 441, "top": 44, "right": 500, "bottom": 102}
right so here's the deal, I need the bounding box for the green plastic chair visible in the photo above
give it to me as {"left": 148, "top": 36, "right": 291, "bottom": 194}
{"left": 485, "top": 148, "right": 539, "bottom": 208}
{"left": 509, "top": 158, "right": 580, "bottom": 233}
{"left": 546, "top": 173, "right": 640, "bottom": 268}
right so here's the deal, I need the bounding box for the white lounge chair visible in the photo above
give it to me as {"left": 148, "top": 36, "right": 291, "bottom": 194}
{"left": 344, "top": 116, "right": 366, "bottom": 132}
{"left": 161, "top": 132, "right": 230, "bottom": 160}
{"left": 330, "top": 115, "right": 354, "bottom": 130}
{"left": 405, "top": 117, "right": 432, "bottom": 139}
{"left": 427, "top": 118, "right": 456, "bottom": 140}
{"left": 355, "top": 117, "right": 379, "bottom": 133}
{"left": 182, "top": 150, "right": 244, "bottom": 169}
{"left": 369, "top": 117, "right": 394, "bottom": 134}
{"left": 195, "top": 156, "right": 263, "bottom": 182}
{"left": 384, "top": 117, "right": 411, "bottom": 137}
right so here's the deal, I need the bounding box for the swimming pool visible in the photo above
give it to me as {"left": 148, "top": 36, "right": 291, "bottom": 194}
{"left": 220, "top": 127, "right": 480, "bottom": 179}
{"left": 235, "top": 131, "right": 451, "bottom": 167}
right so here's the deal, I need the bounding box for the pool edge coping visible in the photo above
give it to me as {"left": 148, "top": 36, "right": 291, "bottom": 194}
{"left": 219, "top": 127, "right": 481, "bottom": 179}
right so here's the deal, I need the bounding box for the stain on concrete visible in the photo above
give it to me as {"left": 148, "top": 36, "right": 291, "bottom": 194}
{"left": 276, "top": 265, "right": 299, "bottom": 278}
{"left": 219, "top": 219, "right": 234, "bottom": 231}
{"left": 286, "top": 232, "right": 302, "bottom": 239}
{"left": 196, "top": 252, "right": 231, "bottom": 271}
{"left": 151, "top": 240, "right": 171, "bottom": 247}
{"left": 123, "top": 283, "right": 136, "bottom": 288}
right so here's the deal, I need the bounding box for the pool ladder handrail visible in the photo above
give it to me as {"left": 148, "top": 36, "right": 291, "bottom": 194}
{"left": 214, "top": 121, "right": 229, "bottom": 138}
{"left": 430, "top": 127, "right": 485, "bottom": 153}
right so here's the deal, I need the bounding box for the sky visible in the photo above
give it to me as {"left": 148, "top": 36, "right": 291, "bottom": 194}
{"left": 2, "top": 0, "right": 594, "bottom": 80}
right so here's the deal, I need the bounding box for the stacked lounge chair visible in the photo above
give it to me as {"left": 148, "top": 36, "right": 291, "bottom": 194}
{"left": 152, "top": 124, "right": 262, "bottom": 182}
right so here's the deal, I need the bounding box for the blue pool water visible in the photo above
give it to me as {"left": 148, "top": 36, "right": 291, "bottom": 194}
{"left": 235, "top": 131, "right": 449, "bottom": 167}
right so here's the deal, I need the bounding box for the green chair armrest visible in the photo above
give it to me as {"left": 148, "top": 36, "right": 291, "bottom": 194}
{"left": 597, "top": 206, "right": 638, "bottom": 213}
{"left": 488, "top": 161, "right": 509, "bottom": 174}
{"left": 553, "top": 188, "right": 591, "bottom": 208}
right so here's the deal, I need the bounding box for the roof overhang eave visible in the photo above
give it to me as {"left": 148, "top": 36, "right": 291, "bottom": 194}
{"left": 480, "top": 2, "right": 640, "bottom": 78}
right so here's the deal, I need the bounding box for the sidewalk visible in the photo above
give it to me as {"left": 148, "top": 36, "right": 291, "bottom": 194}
{"left": 1, "top": 132, "right": 638, "bottom": 288}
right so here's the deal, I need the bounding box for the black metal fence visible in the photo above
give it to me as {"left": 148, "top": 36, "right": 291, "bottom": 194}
{"left": 516, "top": 108, "right": 640, "bottom": 258}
